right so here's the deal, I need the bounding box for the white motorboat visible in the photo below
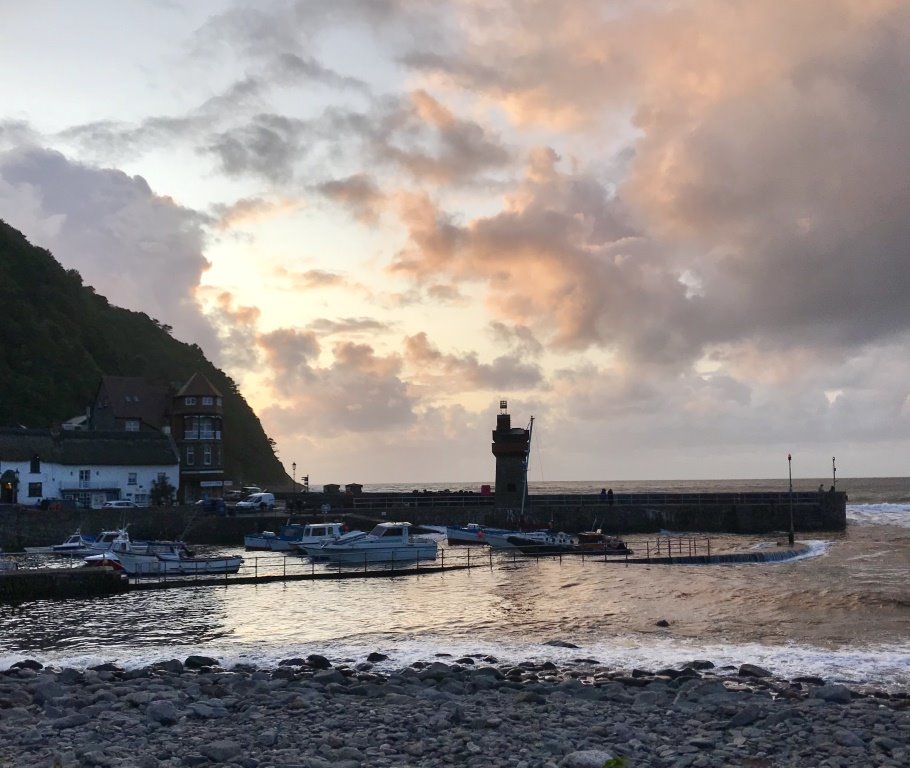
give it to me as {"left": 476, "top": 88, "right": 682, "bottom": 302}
{"left": 445, "top": 523, "right": 523, "bottom": 546}
{"left": 25, "top": 530, "right": 98, "bottom": 556}
{"left": 309, "top": 522, "right": 437, "bottom": 564}
{"left": 85, "top": 531, "right": 243, "bottom": 576}
{"left": 480, "top": 528, "right": 568, "bottom": 549}
{"left": 287, "top": 522, "right": 351, "bottom": 555}
{"left": 88, "top": 529, "right": 130, "bottom": 552}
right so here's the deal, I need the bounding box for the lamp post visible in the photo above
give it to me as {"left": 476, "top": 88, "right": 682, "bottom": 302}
{"left": 292, "top": 462, "right": 296, "bottom": 493}
{"left": 787, "top": 453, "right": 794, "bottom": 547}
{"left": 832, "top": 456, "right": 836, "bottom": 492}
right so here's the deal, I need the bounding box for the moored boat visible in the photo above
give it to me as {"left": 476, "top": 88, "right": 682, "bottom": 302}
{"left": 25, "top": 530, "right": 98, "bottom": 556}
{"left": 311, "top": 522, "right": 437, "bottom": 564}
{"left": 505, "top": 530, "right": 632, "bottom": 556}
{"left": 445, "top": 523, "right": 520, "bottom": 546}
{"left": 85, "top": 530, "right": 243, "bottom": 576}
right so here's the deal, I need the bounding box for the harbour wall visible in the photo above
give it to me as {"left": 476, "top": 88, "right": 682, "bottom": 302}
{"left": 0, "top": 491, "right": 846, "bottom": 549}
{"left": 0, "top": 567, "right": 128, "bottom": 601}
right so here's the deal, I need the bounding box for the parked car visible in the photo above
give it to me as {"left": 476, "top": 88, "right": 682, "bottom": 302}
{"left": 102, "top": 500, "right": 138, "bottom": 509}
{"left": 235, "top": 492, "right": 276, "bottom": 511}
{"left": 196, "top": 497, "right": 227, "bottom": 515}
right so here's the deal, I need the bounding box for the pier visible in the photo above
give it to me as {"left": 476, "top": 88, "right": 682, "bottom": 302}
{"left": 1, "top": 536, "right": 811, "bottom": 602}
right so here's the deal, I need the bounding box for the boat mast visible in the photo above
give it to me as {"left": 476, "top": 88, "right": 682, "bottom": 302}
{"left": 520, "top": 416, "right": 534, "bottom": 520}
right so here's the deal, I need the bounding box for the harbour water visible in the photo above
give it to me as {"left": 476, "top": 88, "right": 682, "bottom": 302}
{"left": 1, "top": 478, "right": 907, "bottom": 690}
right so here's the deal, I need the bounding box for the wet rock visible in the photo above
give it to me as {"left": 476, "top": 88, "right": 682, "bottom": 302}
{"left": 201, "top": 740, "right": 240, "bottom": 762}
{"left": 655, "top": 619, "right": 670, "bottom": 627}
{"left": 738, "top": 663, "right": 773, "bottom": 678}
{"left": 306, "top": 653, "right": 332, "bottom": 670}
{"left": 812, "top": 684, "right": 853, "bottom": 703}
{"left": 544, "top": 639, "right": 580, "bottom": 649}
{"left": 146, "top": 700, "right": 179, "bottom": 725}
{"left": 11, "top": 660, "right": 43, "bottom": 671}
{"left": 184, "top": 655, "right": 219, "bottom": 670}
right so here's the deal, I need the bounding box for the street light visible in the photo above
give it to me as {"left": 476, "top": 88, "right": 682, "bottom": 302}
{"left": 292, "top": 462, "right": 296, "bottom": 493}
{"left": 832, "top": 456, "right": 836, "bottom": 492}
{"left": 787, "top": 453, "right": 794, "bottom": 547}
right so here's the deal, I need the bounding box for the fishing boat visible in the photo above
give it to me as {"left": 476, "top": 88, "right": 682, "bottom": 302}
{"left": 309, "top": 522, "right": 437, "bottom": 564}
{"left": 504, "top": 530, "right": 632, "bottom": 556}
{"left": 85, "top": 530, "right": 243, "bottom": 576}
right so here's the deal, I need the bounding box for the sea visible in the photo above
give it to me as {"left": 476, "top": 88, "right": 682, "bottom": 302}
{"left": 1, "top": 478, "right": 907, "bottom": 691}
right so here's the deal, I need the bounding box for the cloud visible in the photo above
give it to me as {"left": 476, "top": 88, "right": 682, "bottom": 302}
{"left": 202, "top": 290, "right": 262, "bottom": 371}
{"left": 307, "top": 317, "right": 392, "bottom": 336}
{"left": 316, "top": 174, "right": 385, "bottom": 224}
{"left": 259, "top": 334, "right": 417, "bottom": 432}
{"left": 206, "top": 113, "right": 310, "bottom": 184}
{"left": 404, "top": 331, "right": 542, "bottom": 391}
{"left": 211, "top": 196, "right": 302, "bottom": 231}
{"left": 0, "top": 146, "right": 218, "bottom": 353}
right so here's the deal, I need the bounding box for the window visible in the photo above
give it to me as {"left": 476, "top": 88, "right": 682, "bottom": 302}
{"left": 199, "top": 417, "right": 216, "bottom": 439}
{"left": 79, "top": 469, "right": 91, "bottom": 489}
{"left": 28, "top": 482, "right": 42, "bottom": 497}
{"left": 203, "top": 445, "right": 212, "bottom": 466}
{"left": 183, "top": 415, "right": 199, "bottom": 440}
{"left": 186, "top": 446, "right": 195, "bottom": 466}
{"left": 125, "top": 420, "right": 139, "bottom": 432}
{"left": 185, "top": 396, "right": 197, "bottom": 406}
{"left": 215, "top": 397, "right": 222, "bottom": 406}
{"left": 202, "top": 396, "right": 214, "bottom": 406}
{"left": 128, "top": 473, "right": 137, "bottom": 486}
{"left": 30, "top": 455, "right": 40, "bottom": 473}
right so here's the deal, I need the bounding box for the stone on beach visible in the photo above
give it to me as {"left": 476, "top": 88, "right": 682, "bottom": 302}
{"left": 0, "top": 657, "right": 907, "bottom": 767}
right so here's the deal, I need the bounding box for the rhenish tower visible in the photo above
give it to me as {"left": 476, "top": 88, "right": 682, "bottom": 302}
{"left": 491, "top": 400, "right": 532, "bottom": 509}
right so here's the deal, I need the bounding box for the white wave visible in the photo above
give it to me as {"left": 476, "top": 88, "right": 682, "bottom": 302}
{"left": 847, "top": 503, "right": 910, "bottom": 528}
{"left": 5, "top": 632, "right": 907, "bottom": 692}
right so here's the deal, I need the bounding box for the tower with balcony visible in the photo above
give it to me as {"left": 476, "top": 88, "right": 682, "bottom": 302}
{"left": 491, "top": 400, "right": 531, "bottom": 510}
{"left": 170, "top": 372, "right": 224, "bottom": 503}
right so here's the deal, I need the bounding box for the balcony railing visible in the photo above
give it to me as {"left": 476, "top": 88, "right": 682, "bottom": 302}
{"left": 182, "top": 431, "right": 222, "bottom": 440}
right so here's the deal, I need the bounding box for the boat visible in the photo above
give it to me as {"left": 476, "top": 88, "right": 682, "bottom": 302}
{"left": 89, "top": 529, "right": 131, "bottom": 552}
{"left": 300, "top": 529, "right": 369, "bottom": 561}
{"left": 285, "top": 522, "right": 351, "bottom": 555}
{"left": 446, "top": 523, "right": 524, "bottom": 546}
{"left": 243, "top": 529, "right": 280, "bottom": 550}
{"left": 85, "top": 530, "right": 243, "bottom": 576}
{"left": 25, "top": 530, "right": 97, "bottom": 556}
{"left": 504, "top": 529, "right": 632, "bottom": 556}
{"left": 244, "top": 522, "right": 335, "bottom": 551}
{"left": 309, "top": 521, "right": 437, "bottom": 564}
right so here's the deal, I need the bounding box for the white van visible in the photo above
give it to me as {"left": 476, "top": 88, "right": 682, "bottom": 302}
{"left": 236, "top": 492, "right": 276, "bottom": 511}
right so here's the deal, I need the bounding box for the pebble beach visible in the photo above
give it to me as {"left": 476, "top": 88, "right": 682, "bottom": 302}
{"left": 1, "top": 653, "right": 907, "bottom": 768}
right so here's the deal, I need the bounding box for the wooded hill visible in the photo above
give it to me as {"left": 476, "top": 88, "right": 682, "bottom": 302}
{"left": 0, "top": 219, "right": 289, "bottom": 487}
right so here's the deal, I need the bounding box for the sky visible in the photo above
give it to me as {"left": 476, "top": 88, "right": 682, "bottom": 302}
{"left": 2, "top": 0, "right": 909, "bottom": 484}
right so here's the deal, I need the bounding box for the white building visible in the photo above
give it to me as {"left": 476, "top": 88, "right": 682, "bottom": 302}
{"left": 0, "top": 428, "right": 179, "bottom": 508}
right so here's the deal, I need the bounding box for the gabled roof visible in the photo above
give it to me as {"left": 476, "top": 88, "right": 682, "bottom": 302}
{"left": 0, "top": 428, "right": 179, "bottom": 467}
{"left": 97, "top": 376, "right": 170, "bottom": 426}
{"left": 175, "top": 372, "right": 222, "bottom": 399}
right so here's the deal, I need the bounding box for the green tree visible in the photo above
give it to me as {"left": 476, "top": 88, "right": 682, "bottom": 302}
{"left": 150, "top": 476, "right": 176, "bottom": 507}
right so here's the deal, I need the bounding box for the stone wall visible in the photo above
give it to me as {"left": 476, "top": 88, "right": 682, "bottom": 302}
{"left": 0, "top": 491, "right": 846, "bottom": 550}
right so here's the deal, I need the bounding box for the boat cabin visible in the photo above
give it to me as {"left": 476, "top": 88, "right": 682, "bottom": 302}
{"left": 367, "top": 522, "right": 418, "bottom": 541}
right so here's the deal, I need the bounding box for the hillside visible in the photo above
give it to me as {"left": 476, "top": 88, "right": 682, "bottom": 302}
{"left": 0, "top": 219, "right": 289, "bottom": 487}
